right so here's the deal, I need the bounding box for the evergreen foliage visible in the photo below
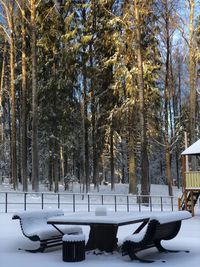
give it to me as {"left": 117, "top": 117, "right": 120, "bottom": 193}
{"left": 0, "top": 0, "right": 199, "bottom": 196}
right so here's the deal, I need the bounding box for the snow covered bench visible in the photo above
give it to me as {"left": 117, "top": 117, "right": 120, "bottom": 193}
{"left": 12, "top": 209, "right": 82, "bottom": 252}
{"left": 121, "top": 211, "right": 191, "bottom": 263}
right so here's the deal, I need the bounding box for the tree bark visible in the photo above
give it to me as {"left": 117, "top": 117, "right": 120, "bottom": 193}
{"left": 9, "top": 1, "right": 18, "bottom": 190}
{"left": 110, "top": 125, "right": 115, "bottom": 191}
{"left": 134, "top": 0, "right": 150, "bottom": 199}
{"left": 83, "top": 66, "right": 90, "bottom": 193}
{"left": 128, "top": 132, "right": 137, "bottom": 194}
{"left": 189, "top": 0, "right": 196, "bottom": 170}
{"left": 90, "top": 44, "right": 98, "bottom": 189}
{"left": 81, "top": 6, "right": 90, "bottom": 193}
{"left": 31, "top": 0, "right": 39, "bottom": 191}
{"left": 0, "top": 39, "right": 6, "bottom": 144}
{"left": 53, "top": 140, "right": 59, "bottom": 193}
{"left": 164, "top": 0, "right": 173, "bottom": 196}
{"left": 22, "top": 0, "right": 28, "bottom": 191}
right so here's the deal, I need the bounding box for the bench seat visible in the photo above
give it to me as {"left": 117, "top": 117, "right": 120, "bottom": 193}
{"left": 121, "top": 211, "right": 191, "bottom": 262}
{"left": 12, "top": 209, "right": 82, "bottom": 252}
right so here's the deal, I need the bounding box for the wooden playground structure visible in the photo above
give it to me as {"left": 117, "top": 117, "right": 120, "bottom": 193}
{"left": 178, "top": 139, "right": 200, "bottom": 216}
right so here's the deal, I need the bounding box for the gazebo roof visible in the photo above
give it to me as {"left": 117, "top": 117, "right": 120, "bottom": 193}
{"left": 181, "top": 139, "right": 200, "bottom": 156}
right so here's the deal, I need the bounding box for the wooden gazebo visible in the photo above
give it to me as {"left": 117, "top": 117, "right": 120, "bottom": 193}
{"left": 178, "top": 139, "right": 200, "bottom": 216}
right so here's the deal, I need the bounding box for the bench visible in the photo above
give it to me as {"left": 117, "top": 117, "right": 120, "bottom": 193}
{"left": 12, "top": 209, "right": 82, "bottom": 253}
{"left": 121, "top": 211, "right": 191, "bottom": 262}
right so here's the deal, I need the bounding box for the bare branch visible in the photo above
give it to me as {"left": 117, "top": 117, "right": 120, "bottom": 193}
{"left": 0, "top": 24, "right": 10, "bottom": 40}
{"left": 176, "top": 25, "right": 190, "bottom": 46}
{"left": 43, "top": 4, "right": 57, "bottom": 21}
{"left": 15, "top": 0, "right": 30, "bottom": 24}
{"left": 101, "top": 5, "right": 127, "bottom": 27}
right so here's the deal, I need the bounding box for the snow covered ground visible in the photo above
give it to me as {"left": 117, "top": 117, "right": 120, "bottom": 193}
{"left": 0, "top": 182, "right": 183, "bottom": 214}
{"left": 0, "top": 183, "right": 200, "bottom": 266}
{"left": 0, "top": 210, "right": 200, "bottom": 267}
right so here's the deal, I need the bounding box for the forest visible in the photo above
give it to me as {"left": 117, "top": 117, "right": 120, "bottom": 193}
{"left": 0, "top": 0, "right": 199, "bottom": 196}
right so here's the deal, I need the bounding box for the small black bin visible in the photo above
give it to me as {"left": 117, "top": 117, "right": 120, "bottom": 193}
{"left": 62, "top": 233, "right": 85, "bottom": 262}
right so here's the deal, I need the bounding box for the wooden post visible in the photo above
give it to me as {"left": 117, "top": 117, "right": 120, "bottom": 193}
{"left": 184, "top": 131, "right": 189, "bottom": 172}
{"left": 191, "top": 191, "right": 195, "bottom": 216}
{"left": 181, "top": 155, "right": 187, "bottom": 211}
{"left": 178, "top": 197, "right": 181, "bottom": 211}
{"left": 181, "top": 155, "right": 186, "bottom": 191}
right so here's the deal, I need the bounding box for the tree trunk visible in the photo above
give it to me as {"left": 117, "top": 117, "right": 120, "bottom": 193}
{"left": 21, "top": 0, "right": 28, "bottom": 191}
{"left": 81, "top": 6, "right": 90, "bottom": 193}
{"left": 64, "top": 152, "right": 68, "bottom": 177}
{"left": 17, "top": 92, "right": 22, "bottom": 184}
{"left": 83, "top": 67, "right": 90, "bottom": 193}
{"left": 189, "top": 0, "right": 196, "bottom": 170}
{"left": 0, "top": 38, "right": 6, "bottom": 170}
{"left": 89, "top": 40, "right": 99, "bottom": 189}
{"left": 121, "top": 137, "right": 128, "bottom": 184}
{"left": 164, "top": 0, "right": 173, "bottom": 196}
{"left": 31, "top": 0, "right": 39, "bottom": 191}
{"left": 128, "top": 133, "right": 137, "bottom": 194}
{"left": 60, "top": 145, "right": 64, "bottom": 180}
{"left": 10, "top": 2, "right": 17, "bottom": 190}
{"left": 110, "top": 125, "right": 115, "bottom": 191}
{"left": 4, "top": 74, "right": 12, "bottom": 181}
{"left": 134, "top": 1, "right": 150, "bottom": 199}
{"left": 48, "top": 158, "right": 53, "bottom": 191}
{"left": 91, "top": 88, "right": 98, "bottom": 189}
{"left": 54, "top": 140, "right": 59, "bottom": 193}
{"left": 0, "top": 39, "right": 6, "bottom": 144}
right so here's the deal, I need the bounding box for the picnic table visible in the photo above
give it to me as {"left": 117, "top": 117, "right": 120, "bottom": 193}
{"left": 47, "top": 211, "right": 149, "bottom": 252}
{"left": 47, "top": 210, "right": 191, "bottom": 253}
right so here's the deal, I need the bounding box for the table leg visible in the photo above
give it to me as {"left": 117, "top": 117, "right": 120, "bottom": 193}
{"left": 51, "top": 224, "right": 65, "bottom": 235}
{"left": 86, "top": 225, "right": 118, "bottom": 252}
{"left": 133, "top": 220, "right": 149, "bottom": 234}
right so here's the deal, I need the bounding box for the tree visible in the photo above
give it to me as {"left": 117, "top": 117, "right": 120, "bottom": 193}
{"left": 134, "top": 0, "right": 150, "bottom": 199}
{"left": 0, "top": 0, "right": 18, "bottom": 189}
{"left": 156, "top": 0, "right": 183, "bottom": 195}
{"left": 188, "top": 0, "right": 197, "bottom": 170}
{"left": 162, "top": 0, "right": 174, "bottom": 196}
{"left": 36, "top": 0, "right": 83, "bottom": 191}
{"left": 0, "top": 34, "right": 6, "bottom": 149}
{"left": 176, "top": 0, "right": 199, "bottom": 169}
{"left": 21, "top": 0, "right": 28, "bottom": 192}
{"left": 103, "top": 0, "right": 160, "bottom": 195}
{"left": 31, "top": 0, "right": 39, "bottom": 191}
